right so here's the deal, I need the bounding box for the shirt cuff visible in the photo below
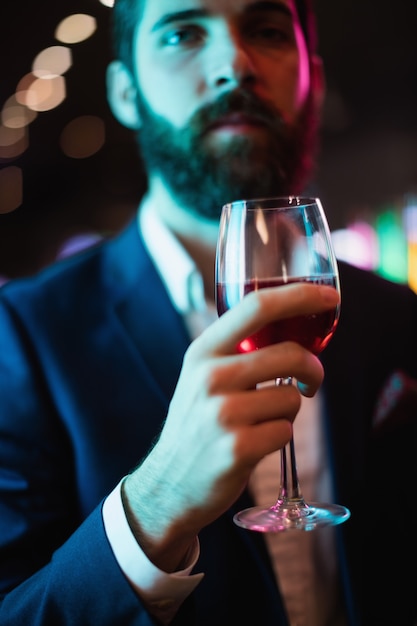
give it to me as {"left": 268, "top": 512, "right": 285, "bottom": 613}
{"left": 102, "top": 479, "right": 204, "bottom": 624}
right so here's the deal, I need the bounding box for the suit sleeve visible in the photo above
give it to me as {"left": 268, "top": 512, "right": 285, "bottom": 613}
{"left": 0, "top": 505, "right": 159, "bottom": 626}
{"left": 0, "top": 294, "right": 164, "bottom": 625}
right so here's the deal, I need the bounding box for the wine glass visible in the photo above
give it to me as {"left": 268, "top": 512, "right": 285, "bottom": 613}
{"left": 215, "top": 196, "right": 351, "bottom": 532}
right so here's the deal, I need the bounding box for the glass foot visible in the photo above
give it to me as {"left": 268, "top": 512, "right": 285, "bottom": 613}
{"left": 233, "top": 501, "right": 351, "bottom": 532}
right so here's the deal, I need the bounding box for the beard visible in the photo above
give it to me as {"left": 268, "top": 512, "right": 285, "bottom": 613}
{"left": 134, "top": 88, "right": 319, "bottom": 221}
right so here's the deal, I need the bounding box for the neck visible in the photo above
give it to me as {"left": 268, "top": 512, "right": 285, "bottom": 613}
{"left": 143, "top": 178, "right": 220, "bottom": 301}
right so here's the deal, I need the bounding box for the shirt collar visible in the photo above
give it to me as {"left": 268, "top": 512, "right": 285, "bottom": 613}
{"left": 138, "top": 199, "right": 208, "bottom": 314}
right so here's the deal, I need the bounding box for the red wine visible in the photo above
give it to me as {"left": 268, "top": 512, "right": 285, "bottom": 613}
{"left": 216, "top": 276, "right": 339, "bottom": 355}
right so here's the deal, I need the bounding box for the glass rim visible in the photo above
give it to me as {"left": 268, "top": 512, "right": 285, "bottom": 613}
{"left": 222, "top": 196, "right": 320, "bottom": 211}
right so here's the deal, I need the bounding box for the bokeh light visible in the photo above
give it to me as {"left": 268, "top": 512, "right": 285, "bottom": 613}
{"left": 15, "top": 74, "right": 39, "bottom": 107}
{"left": 55, "top": 14, "right": 97, "bottom": 44}
{"left": 0, "top": 166, "right": 23, "bottom": 213}
{"left": 1, "top": 95, "right": 38, "bottom": 129}
{"left": 376, "top": 209, "right": 408, "bottom": 284}
{"left": 332, "top": 226, "right": 378, "bottom": 270}
{"left": 60, "top": 115, "right": 105, "bottom": 159}
{"left": 0, "top": 125, "right": 28, "bottom": 160}
{"left": 33, "top": 46, "right": 72, "bottom": 78}
{"left": 24, "top": 75, "right": 66, "bottom": 113}
{"left": 403, "top": 201, "right": 417, "bottom": 293}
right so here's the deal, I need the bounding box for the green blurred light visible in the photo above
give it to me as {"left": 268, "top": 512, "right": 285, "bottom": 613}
{"left": 375, "top": 210, "right": 408, "bottom": 283}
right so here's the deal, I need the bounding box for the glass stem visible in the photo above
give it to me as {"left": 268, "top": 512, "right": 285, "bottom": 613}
{"left": 278, "top": 438, "right": 304, "bottom": 502}
{"left": 275, "top": 377, "right": 305, "bottom": 506}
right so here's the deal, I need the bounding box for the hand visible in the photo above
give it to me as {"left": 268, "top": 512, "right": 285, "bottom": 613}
{"left": 122, "top": 283, "right": 339, "bottom": 571}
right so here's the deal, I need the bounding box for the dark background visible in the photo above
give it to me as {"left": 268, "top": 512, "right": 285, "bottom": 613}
{"left": 0, "top": 0, "right": 416, "bottom": 278}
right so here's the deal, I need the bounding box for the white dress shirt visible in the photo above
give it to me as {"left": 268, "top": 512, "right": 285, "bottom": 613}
{"left": 102, "top": 199, "right": 347, "bottom": 626}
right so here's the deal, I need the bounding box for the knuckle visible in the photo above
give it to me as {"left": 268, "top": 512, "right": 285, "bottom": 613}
{"left": 205, "top": 360, "right": 238, "bottom": 393}
{"left": 245, "top": 289, "right": 264, "bottom": 316}
{"left": 205, "top": 366, "right": 224, "bottom": 393}
{"left": 217, "top": 395, "right": 236, "bottom": 427}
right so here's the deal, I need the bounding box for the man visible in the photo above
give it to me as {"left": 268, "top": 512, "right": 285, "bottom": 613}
{"left": 0, "top": 0, "right": 416, "bottom": 624}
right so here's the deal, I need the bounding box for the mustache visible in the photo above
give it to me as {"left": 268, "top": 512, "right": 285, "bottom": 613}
{"left": 188, "top": 89, "right": 286, "bottom": 135}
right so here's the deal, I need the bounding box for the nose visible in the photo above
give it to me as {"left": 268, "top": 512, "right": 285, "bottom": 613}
{"left": 207, "top": 31, "right": 256, "bottom": 90}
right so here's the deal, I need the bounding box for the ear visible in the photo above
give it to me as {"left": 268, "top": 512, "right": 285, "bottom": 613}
{"left": 310, "top": 54, "right": 326, "bottom": 112}
{"left": 106, "top": 61, "right": 141, "bottom": 130}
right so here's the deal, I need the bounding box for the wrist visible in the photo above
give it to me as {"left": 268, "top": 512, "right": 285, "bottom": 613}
{"left": 121, "top": 470, "right": 198, "bottom": 573}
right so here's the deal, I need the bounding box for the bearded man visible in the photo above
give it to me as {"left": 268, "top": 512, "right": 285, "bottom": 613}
{"left": 0, "top": 1, "right": 416, "bottom": 625}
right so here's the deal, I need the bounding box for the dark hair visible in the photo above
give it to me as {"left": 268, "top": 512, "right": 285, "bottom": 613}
{"left": 111, "top": 0, "right": 143, "bottom": 74}
{"left": 111, "top": 0, "right": 317, "bottom": 74}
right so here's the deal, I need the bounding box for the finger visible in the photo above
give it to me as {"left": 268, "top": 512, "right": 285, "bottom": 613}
{"left": 200, "top": 283, "right": 340, "bottom": 355}
{"left": 217, "top": 383, "right": 302, "bottom": 429}
{"left": 203, "top": 342, "right": 324, "bottom": 396}
{"left": 236, "top": 419, "right": 295, "bottom": 466}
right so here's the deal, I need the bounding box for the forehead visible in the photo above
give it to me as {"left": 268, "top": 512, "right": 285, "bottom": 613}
{"left": 138, "top": 0, "right": 297, "bottom": 27}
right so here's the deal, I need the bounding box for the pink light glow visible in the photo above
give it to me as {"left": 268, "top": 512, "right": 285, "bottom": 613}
{"left": 331, "top": 222, "right": 378, "bottom": 270}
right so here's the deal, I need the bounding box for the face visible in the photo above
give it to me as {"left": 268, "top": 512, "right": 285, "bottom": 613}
{"left": 127, "top": 0, "right": 321, "bottom": 219}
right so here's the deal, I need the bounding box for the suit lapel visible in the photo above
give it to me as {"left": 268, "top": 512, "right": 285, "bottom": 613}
{"left": 103, "top": 218, "right": 191, "bottom": 402}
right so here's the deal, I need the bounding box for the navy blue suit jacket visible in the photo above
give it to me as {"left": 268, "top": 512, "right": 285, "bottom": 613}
{"left": 0, "top": 217, "right": 416, "bottom": 625}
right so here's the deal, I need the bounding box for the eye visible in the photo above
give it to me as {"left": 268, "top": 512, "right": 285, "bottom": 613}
{"left": 246, "top": 18, "right": 295, "bottom": 46}
{"left": 160, "top": 24, "right": 205, "bottom": 48}
{"left": 257, "top": 26, "right": 289, "bottom": 41}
